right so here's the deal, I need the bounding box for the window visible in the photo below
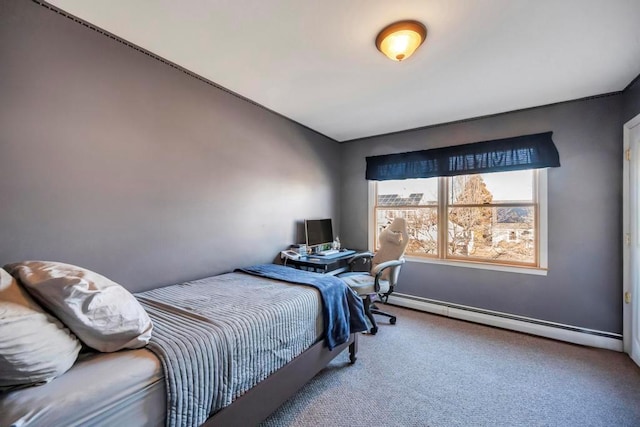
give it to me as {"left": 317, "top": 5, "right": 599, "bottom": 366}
{"left": 372, "top": 169, "right": 547, "bottom": 271}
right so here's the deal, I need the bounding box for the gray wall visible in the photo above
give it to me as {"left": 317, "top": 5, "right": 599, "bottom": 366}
{"left": 340, "top": 95, "right": 624, "bottom": 334}
{"left": 623, "top": 75, "right": 640, "bottom": 123}
{"left": 0, "top": 1, "right": 340, "bottom": 292}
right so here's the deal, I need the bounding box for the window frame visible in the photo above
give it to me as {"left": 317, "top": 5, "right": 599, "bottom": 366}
{"left": 368, "top": 169, "right": 548, "bottom": 276}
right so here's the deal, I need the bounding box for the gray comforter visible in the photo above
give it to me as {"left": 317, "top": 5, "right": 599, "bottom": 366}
{"left": 135, "top": 271, "right": 322, "bottom": 427}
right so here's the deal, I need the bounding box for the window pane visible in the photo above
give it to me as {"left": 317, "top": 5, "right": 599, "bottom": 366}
{"left": 449, "top": 170, "right": 533, "bottom": 205}
{"left": 377, "top": 178, "right": 438, "bottom": 206}
{"left": 376, "top": 208, "right": 438, "bottom": 256}
{"left": 448, "top": 206, "right": 535, "bottom": 264}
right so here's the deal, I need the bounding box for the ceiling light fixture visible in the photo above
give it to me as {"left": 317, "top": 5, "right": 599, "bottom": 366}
{"left": 375, "top": 20, "right": 427, "bottom": 62}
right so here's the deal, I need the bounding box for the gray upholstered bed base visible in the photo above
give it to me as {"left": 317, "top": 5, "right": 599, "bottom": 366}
{"left": 204, "top": 333, "right": 358, "bottom": 427}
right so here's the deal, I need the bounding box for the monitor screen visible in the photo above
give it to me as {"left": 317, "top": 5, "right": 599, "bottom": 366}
{"left": 305, "top": 219, "right": 333, "bottom": 247}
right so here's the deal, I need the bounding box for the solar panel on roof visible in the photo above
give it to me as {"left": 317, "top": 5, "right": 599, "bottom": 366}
{"left": 377, "top": 193, "right": 425, "bottom": 206}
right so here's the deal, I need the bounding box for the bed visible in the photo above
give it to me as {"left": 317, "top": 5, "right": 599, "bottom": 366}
{"left": 0, "top": 263, "right": 366, "bottom": 427}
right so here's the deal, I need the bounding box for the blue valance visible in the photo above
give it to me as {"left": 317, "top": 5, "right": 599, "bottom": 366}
{"left": 365, "top": 132, "right": 560, "bottom": 181}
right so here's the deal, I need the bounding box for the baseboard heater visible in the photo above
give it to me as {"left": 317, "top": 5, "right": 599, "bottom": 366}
{"left": 387, "top": 293, "right": 623, "bottom": 352}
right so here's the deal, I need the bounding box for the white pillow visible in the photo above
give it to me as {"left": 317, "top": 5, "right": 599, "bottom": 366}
{"left": 0, "top": 268, "right": 81, "bottom": 389}
{"left": 5, "top": 261, "right": 153, "bottom": 353}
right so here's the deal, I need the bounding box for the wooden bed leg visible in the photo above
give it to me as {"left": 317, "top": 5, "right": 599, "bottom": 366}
{"left": 349, "top": 333, "right": 358, "bottom": 364}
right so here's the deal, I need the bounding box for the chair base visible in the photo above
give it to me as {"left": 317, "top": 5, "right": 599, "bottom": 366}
{"left": 363, "top": 296, "right": 397, "bottom": 335}
{"left": 372, "top": 307, "right": 397, "bottom": 325}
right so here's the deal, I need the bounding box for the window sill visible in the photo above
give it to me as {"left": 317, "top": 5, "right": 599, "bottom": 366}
{"left": 404, "top": 255, "right": 548, "bottom": 276}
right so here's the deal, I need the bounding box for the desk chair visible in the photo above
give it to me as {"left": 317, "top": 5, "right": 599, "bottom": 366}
{"left": 338, "top": 218, "right": 409, "bottom": 334}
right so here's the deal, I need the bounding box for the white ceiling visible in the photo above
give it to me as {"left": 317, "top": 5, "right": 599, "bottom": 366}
{"left": 48, "top": 0, "right": 640, "bottom": 142}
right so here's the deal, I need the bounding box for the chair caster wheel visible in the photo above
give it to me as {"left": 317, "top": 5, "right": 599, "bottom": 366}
{"left": 390, "top": 317, "right": 397, "bottom": 325}
{"left": 370, "top": 326, "right": 378, "bottom": 335}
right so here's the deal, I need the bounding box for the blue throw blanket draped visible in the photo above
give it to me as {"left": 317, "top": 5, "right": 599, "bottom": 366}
{"left": 237, "top": 264, "right": 368, "bottom": 350}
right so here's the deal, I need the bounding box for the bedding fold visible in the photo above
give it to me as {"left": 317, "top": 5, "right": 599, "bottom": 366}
{"left": 237, "top": 264, "right": 368, "bottom": 349}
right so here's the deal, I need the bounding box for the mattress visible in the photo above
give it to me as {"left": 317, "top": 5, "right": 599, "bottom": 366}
{"left": 136, "top": 271, "right": 324, "bottom": 426}
{"left": 0, "top": 348, "right": 165, "bottom": 427}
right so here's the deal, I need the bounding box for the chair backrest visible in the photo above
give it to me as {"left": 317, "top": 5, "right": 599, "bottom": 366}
{"left": 371, "top": 218, "right": 409, "bottom": 281}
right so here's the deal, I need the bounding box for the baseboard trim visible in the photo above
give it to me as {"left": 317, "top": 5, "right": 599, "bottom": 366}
{"left": 387, "top": 293, "right": 623, "bottom": 352}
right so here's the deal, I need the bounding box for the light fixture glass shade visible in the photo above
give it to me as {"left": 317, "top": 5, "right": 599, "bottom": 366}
{"left": 376, "top": 20, "right": 427, "bottom": 62}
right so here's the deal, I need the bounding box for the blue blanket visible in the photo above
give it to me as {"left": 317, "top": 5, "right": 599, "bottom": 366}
{"left": 237, "top": 264, "right": 368, "bottom": 350}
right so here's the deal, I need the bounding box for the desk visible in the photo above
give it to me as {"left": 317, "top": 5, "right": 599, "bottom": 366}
{"left": 285, "top": 250, "right": 357, "bottom": 275}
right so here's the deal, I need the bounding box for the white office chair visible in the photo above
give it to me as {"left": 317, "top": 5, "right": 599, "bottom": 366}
{"left": 338, "top": 218, "right": 409, "bottom": 334}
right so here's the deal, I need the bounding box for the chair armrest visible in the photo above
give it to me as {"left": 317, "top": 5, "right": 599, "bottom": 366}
{"left": 346, "top": 252, "right": 374, "bottom": 271}
{"left": 372, "top": 259, "right": 405, "bottom": 276}
{"left": 372, "top": 258, "right": 406, "bottom": 292}
{"left": 348, "top": 252, "right": 374, "bottom": 262}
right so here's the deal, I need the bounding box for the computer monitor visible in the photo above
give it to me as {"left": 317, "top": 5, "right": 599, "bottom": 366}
{"left": 305, "top": 218, "right": 333, "bottom": 248}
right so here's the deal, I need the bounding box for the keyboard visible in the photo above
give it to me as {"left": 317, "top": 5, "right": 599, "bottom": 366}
{"left": 306, "top": 249, "right": 356, "bottom": 260}
{"left": 316, "top": 249, "right": 340, "bottom": 256}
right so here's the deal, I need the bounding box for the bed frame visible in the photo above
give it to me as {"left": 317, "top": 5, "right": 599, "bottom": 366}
{"left": 204, "top": 333, "right": 358, "bottom": 427}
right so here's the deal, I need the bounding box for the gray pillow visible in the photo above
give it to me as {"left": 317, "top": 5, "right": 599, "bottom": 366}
{"left": 0, "top": 268, "right": 81, "bottom": 389}
{"left": 5, "top": 261, "right": 153, "bottom": 353}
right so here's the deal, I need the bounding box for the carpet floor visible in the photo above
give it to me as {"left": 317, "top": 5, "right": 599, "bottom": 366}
{"left": 261, "top": 304, "right": 640, "bottom": 427}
